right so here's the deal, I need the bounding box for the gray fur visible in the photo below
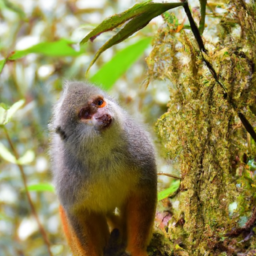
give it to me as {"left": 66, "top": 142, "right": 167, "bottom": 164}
{"left": 50, "top": 81, "right": 157, "bottom": 214}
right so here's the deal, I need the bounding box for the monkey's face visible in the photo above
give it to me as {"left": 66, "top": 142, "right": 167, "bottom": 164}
{"left": 78, "top": 95, "right": 113, "bottom": 131}
{"left": 53, "top": 83, "right": 123, "bottom": 144}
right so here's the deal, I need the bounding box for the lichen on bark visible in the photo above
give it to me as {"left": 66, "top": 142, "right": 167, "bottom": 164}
{"left": 149, "top": 1, "right": 256, "bottom": 254}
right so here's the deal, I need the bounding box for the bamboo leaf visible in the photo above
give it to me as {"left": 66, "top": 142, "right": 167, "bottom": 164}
{"left": 90, "top": 37, "right": 152, "bottom": 90}
{"left": 27, "top": 183, "right": 55, "bottom": 192}
{"left": 84, "top": 2, "right": 184, "bottom": 72}
{"left": 8, "top": 39, "right": 83, "bottom": 60}
{"left": 158, "top": 180, "right": 180, "bottom": 201}
{"left": 80, "top": 1, "right": 152, "bottom": 44}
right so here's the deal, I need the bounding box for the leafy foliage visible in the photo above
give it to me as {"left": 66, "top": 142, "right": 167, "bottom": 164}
{"left": 81, "top": 1, "right": 184, "bottom": 72}
{"left": 90, "top": 37, "right": 152, "bottom": 90}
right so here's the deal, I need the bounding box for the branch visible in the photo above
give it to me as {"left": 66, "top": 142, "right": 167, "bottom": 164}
{"left": 182, "top": 1, "right": 256, "bottom": 142}
{"left": 238, "top": 113, "right": 256, "bottom": 142}
{"left": 157, "top": 172, "right": 182, "bottom": 180}
{"left": 182, "top": 1, "right": 227, "bottom": 97}
{"left": 3, "top": 127, "right": 53, "bottom": 256}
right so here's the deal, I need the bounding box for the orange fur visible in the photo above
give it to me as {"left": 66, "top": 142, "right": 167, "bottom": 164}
{"left": 59, "top": 190, "right": 156, "bottom": 256}
{"left": 59, "top": 206, "right": 109, "bottom": 256}
{"left": 126, "top": 189, "right": 156, "bottom": 256}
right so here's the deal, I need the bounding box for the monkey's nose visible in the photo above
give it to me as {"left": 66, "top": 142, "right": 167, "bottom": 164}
{"left": 95, "top": 114, "right": 112, "bottom": 129}
{"left": 90, "top": 105, "right": 98, "bottom": 114}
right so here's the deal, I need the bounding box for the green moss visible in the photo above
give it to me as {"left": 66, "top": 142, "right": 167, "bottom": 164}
{"left": 148, "top": 0, "right": 256, "bottom": 254}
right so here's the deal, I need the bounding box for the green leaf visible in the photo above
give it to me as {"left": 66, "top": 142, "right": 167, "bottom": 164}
{"left": 84, "top": 2, "right": 184, "bottom": 72}
{"left": 158, "top": 180, "right": 180, "bottom": 201}
{"left": 90, "top": 37, "right": 152, "bottom": 90}
{"left": 6, "top": 99, "right": 25, "bottom": 123}
{"left": 80, "top": 0, "right": 152, "bottom": 44}
{"left": 17, "top": 150, "right": 35, "bottom": 165}
{"left": 8, "top": 39, "right": 83, "bottom": 60}
{"left": 0, "top": 142, "right": 16, "bottom": 164}
{"left": 0, "top": 99, "right": 25, "bottom": 125}
{"left": 27, "top": 183, "right": 55, "bottom": 192}
{"left": 0, "top": 59, "right": 6, "bottom": 73}
{"left": 248, "top": 159, "right": 256, "bottom": 170}
{"left": 0, "top": 143, "right": 34, "bottom": 165}
{"left": 199, "top": 0, "right": 207, "bottom": 34}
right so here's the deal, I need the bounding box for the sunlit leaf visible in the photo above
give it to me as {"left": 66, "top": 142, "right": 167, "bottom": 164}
{"left": 0, "top": 142, "right": 16, "bottom": 163}
{"left": 17, "top": 150, "right": 35, "bottom": 165}
{"left": 84, "top": 2, "right": 184, "bottom": 72}
{"left": 6, "top": 99, "right": 25, "bottom": 123}
{"left": 90, "top": 37, "right": 152, "bottom": 90}
{"left": 0, "top": 143, "right": 34, "bottom": 165}
{"left": 8, "top": 39, "right": 83, "bottom": 60}
{"left": 27, "top": 183, "right": 55, "bottom": 192}
{"left": 0, "top": 99, "right": 25, "bottom": 125}
{"left": 158, "top": 180, "right": 180, "bottom": 201}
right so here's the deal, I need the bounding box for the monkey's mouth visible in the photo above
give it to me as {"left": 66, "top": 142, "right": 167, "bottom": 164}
{"left": 95, "top": 114, "right": 112, "bottom": 130}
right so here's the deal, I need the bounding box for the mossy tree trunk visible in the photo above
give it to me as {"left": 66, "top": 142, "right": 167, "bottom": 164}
{"left": 148, "top": 1, "right": 256, "bottom": 255}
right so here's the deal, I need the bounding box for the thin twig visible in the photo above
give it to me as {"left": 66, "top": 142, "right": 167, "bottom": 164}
{"left": 183, "top": 1, "right": 227, "bottom": 96}
{"left": 3, "top": 127, "right": 53, "bottom": 256}
{"left": 157, "top": 172, "right": 182, "bottom": 180}
{"left": 182, "top": 1, "right": 206, "bottom": 52}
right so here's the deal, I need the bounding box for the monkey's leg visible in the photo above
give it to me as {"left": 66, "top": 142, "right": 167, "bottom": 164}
{"left": 59, "top": 205, "right": 109, "bottom": 256}
{"left": 125, "top": 187, "right": 156, "bottom": 256}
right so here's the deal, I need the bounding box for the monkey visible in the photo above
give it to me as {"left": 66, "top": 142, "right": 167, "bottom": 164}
{"left": 50, "top": 81, "right": 157, "bottom": 256}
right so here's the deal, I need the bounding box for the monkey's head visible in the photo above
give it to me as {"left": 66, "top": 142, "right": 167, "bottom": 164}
{"left": 52, "top": 81, "right": 123, "bottom": 144}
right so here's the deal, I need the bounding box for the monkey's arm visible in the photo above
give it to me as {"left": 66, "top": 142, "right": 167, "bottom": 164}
{"left": 59, "top": 205, "right": 109, "bottom": 256}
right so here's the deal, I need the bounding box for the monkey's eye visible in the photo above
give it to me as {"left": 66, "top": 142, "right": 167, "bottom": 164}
{"left": 78, "top": 108, "right": 91, "bottom": 119}
{"left": 93, "top": 97, "right": 106, "bottom": 108}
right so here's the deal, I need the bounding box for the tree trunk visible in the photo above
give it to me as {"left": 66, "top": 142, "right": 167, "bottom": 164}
{"left": 149, "top": 1, "right": 256, "bottom": 254}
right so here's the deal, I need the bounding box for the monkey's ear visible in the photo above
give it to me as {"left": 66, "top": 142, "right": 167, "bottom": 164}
{"left": 55, "top": 126, "right": 68, "bottom": 140}
{"left": 62, "top": 80, "right": 72, "bottom": 95}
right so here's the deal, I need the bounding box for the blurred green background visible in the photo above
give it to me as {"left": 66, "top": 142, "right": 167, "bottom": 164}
{"left": 2, "top": 0, "right": 256, "bottom": 255}
{"left": 0, "top": 0, "right": 172, "bottom": 255}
